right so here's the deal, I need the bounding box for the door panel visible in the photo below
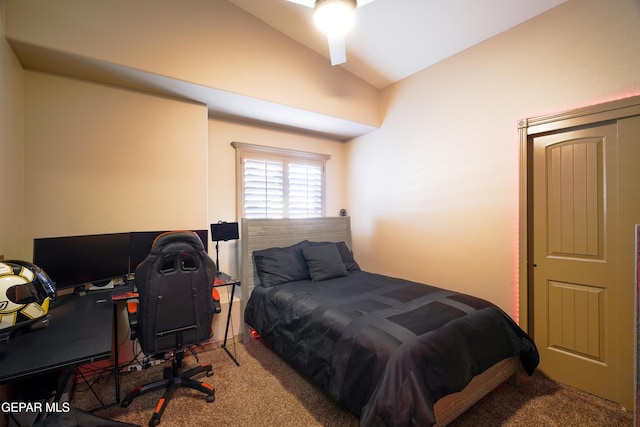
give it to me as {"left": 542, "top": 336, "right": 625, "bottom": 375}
{"left": 547, "top": 139, "right": 601, "bottom": 258}
{"left": 547, "top": 280, "right": 604, "bottom": 360}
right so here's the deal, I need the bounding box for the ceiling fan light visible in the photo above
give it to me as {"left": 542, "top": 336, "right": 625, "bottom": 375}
{"left": 313, "top": 0, "right": 356, "bottom": 36}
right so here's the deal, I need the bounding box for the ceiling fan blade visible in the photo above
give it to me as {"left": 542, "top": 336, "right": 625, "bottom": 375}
{"left": 287, "top": 0, "right": 314, "bottom": 7}
{"left": 327, "top": 34, "right": 347, "bottom": 66}
{"left": 288, "top": 0, "right": 374, "bottom": 8}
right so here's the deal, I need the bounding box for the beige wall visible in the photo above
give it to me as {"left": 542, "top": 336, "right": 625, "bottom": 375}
{"left": 207, "top": 117, "right": 349, "bottom": 277}
{"left": 0, "top": 0, "right": 25, "bottom": 259}
{"left": 23, "top": 72, "right": 209, "bottom": 256}
{"left": 5, "top": 0, "right": 378, "bottom": 128}
{"left": 347, "top": 0, "right": 640, "bottom": 319}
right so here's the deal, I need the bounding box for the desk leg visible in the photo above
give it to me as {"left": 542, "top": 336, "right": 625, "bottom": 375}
{"left": 113, "top": 302, "right": 120, "bottom": 404}
{"left": 220, "top": 284, "right": 240, "bottom": 366}
{"left": 53, "top": 367, "right": 75, "bottom": 403}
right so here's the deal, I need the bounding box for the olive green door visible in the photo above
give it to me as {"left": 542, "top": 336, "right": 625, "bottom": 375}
{"left": 532, "top": 117, "right": 638, "bottom": 410}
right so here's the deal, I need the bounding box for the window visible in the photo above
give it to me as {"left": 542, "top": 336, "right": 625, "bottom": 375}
{"left": 232, "top": 142, "right": 330, "bottom": 219}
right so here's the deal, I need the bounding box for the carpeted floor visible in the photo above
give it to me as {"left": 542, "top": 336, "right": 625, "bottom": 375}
{"left": 71, "top": 339, "right": 633, "bottom": 427}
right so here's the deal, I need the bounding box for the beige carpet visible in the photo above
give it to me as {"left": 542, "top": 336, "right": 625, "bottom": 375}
{"left": 71, "top": 339, "right": 633, "bottom": 427}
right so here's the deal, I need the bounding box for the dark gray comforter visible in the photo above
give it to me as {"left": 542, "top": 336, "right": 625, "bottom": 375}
{"left": 244, "top": 270, "right": 538, "bottom": 426}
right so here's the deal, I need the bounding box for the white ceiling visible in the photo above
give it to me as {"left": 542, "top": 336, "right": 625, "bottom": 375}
{"left": 228, "top": 0, "right": 567, "bottom": 89}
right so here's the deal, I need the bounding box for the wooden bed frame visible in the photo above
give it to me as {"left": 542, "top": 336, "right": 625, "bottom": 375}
{"left": 239, "top": 217, "right": 518, "bottom": 426}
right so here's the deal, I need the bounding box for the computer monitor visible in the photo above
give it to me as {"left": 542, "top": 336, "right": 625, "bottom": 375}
{"left": 128, "top": 230, "right": 209, "bottom": 273}
{"left": 33, "top": 233, "right": 130, "bottom": 291}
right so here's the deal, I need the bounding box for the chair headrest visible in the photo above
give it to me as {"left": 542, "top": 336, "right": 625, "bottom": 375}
{"left": 150, "top": 231, "right": 206, "bottom": 254}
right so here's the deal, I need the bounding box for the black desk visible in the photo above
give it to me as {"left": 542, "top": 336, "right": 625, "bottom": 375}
{"left": 0, "top": 291, "right": 113, "bottom": 387}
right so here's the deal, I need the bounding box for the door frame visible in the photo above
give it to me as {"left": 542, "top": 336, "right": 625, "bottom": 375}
{"left": 518, "top": 94, "right": 640, "bottom": 416}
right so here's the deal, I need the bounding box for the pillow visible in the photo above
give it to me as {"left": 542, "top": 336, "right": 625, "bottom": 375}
{"left": 301, "top": 243, "right": 348, "bottom": 282}
{"left": 308, "top": 241, "right": 360, "bottom": 271}
{"left": 335, "top": 241, "right": 360, "bottom": 271}
{"left": 253, "top": 241, "right": 309, "bottom": 287}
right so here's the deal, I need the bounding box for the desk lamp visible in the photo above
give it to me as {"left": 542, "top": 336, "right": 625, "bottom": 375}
{"left": 210, "top": 221, "right": 239, "bottom": 273}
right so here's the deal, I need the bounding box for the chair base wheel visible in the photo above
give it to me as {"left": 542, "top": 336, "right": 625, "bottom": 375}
{"left": 121, "top": 352, "right": 215, "bottom": 426}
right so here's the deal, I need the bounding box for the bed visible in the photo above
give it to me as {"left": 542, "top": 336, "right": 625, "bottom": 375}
{"left": 240, "top": 217, "right": 539, "bottom": 426}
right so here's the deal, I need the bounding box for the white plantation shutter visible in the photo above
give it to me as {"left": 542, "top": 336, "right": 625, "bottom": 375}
{"left": 243, "top": 158, "right": 284, "bottom": 218}
{"left": 288, "top": 162, "right": 323, "bottom": 218}
{"left": 232, "top": 142, "right": 329, "bottom": 219}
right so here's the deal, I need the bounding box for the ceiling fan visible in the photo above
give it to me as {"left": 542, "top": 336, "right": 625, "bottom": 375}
{"left": 287, "top": 0, "right": 376, "bottom": 66}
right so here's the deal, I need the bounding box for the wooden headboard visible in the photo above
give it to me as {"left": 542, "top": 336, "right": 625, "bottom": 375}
{"left": 239, "top": 217, "right": 352, "bottom": 341}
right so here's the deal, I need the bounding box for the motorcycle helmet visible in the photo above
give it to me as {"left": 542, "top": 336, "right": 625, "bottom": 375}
{"left": 0, "top": 260, "right": 57, "bottom": 336}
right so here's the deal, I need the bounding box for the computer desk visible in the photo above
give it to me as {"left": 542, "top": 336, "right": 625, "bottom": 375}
{"left": 0, "top": 275, "right": 239, "bottom": 409}
{"left": 0, "top": 291, "right": 115, "bottom": 403}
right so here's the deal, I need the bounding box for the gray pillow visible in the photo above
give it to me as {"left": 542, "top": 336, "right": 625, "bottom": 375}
{"left": 301, "top": 244, "right": 348, "bottom": 282}
{"left": 335, "top": 241, "right": 360, "bottom": 271}
{"left": 307, "top": 241, "right": 360, "bottom": 271}
{"left": 253, "top": 241, "right": 309, "bottom": 287}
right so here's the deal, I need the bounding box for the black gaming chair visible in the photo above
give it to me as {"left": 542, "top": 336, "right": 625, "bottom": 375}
{"left": 121, "top": 231, "right": 221, "bottom": 427}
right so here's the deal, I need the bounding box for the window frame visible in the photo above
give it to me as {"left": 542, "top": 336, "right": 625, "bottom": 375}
{"left": 231, "top": 141, "right": 331, "bottom": 220}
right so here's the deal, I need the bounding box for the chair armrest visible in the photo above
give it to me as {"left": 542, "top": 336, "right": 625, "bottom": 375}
{"left": 212, "top": 288, "right": 222, "bottom": 314}
{"left": 127, "top": 299, "right": 139, "bottom": 340}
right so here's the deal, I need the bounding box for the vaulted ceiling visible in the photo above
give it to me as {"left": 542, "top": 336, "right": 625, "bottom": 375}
{"left": 229, "top": 0, "right": 566, "bottom": 89}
